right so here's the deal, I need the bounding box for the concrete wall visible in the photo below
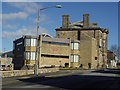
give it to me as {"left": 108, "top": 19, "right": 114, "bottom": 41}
{"left": 1, "top": 68, "right": 59, "bottom": 78}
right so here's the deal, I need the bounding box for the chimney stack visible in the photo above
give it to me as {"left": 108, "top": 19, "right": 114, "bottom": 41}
{"left": 62, "top": 15, "right": 69, "bottom": 28}
{"left": 83, "top": 14, "right": 89, "bottom": 28}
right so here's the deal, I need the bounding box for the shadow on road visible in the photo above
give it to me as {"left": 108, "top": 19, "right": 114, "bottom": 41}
{"left": 17, "top": 74, "right": 120, "bottom": 89}
{"left": 92, "top": 69, "right": 120, "bottom": 75}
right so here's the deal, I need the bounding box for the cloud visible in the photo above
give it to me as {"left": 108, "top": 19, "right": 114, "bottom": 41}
{"left": 3, "top": 24, "right": 18, "bottom": 30}
{"left": 2, "top": 26, "right": 49, "bottom": 39}
{"left": 2, "top": 12, "right": 28, "bottom": 21}
{"left": 2, "top": 2, "right": 53, "bottom": 39}
{"left": 7, "top": 2, "right": 42, "bottom": 14}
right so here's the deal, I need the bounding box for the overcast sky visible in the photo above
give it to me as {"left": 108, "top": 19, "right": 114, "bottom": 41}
{"left": 1, "top": 2, "right": 118, "bottom": 52}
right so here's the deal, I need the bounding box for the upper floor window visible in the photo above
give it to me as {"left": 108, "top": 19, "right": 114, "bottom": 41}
{"left": 31, "top": 39, "right": 36, "bottom": 46}
{"left": 25, "top": 38, "right": 36, "bottom": 46}
{"left": 99, "top": 39, "right": 102, "bottom": 47}
{"left": 71, "top": 42, "right": 80, "bottom": 50}
{"left": 25, "top": 39, "right": 30, "bottom": 46}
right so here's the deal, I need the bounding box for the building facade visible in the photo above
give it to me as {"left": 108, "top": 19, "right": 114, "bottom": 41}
{"left": 56, "top": 14, "right": 108, "bottom": 69}
{"left": 13, "top": 14, "right": 109, "bottom": 70}
{"left": 107, "top": 50, "right": 117, "bottom": 68}
{"left": 0, "top": 57, "right": 13, "bottom": 71}
{"left": 13, "top": 35, "right": 80, "bottom": 70}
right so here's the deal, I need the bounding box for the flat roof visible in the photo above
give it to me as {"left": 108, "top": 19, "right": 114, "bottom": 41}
{"left": 55, "top": 27, "right": 108, "bottom": 34}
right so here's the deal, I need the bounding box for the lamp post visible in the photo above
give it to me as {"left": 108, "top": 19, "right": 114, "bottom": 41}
{"left": 34, "top": 5, "right": 62, "bottom": 76}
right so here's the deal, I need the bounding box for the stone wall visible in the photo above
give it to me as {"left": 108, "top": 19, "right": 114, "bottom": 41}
{"left": 91, "top": 38, "right": 98, "bottom": 69}
{"left": 40, "top": 57, "right": 69, "bottom": 68}
{"left": 1, "top": 68, "right": 59, "bottom": 78}
{"left": 41, "top": 43, "right": 70, "bottom": 56}
{"left": 80, "top": 40, "right": 92, "bottom": 69}
{"left": 80, "top": 32, "right": 98, "bottom": 69}
{"left": 56, "top": 30, "right": 78, "bottom": 40}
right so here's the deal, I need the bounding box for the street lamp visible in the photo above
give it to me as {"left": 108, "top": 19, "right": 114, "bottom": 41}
{"left": 34, "top": 5, "right": 62, "bottom": 76}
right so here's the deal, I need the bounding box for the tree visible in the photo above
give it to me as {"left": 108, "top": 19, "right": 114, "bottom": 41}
{"left": 110, "top": 44, "right": 120, "bottom": 62}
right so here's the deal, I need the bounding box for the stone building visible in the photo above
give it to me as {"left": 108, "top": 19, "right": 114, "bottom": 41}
{"left": 13, "top": 34, "right": 73, "bottom": 70}
{"left": 0, "top": 57, "right": 13, "bottom": 71}
{"left": 13, "top": 13, "right": 109, "bottom": 70}
{"left": 55, "top": 14, "right": 108, "bottom": 69}
{"left": 107, "top": 50, "right": 117, "bottom": 68}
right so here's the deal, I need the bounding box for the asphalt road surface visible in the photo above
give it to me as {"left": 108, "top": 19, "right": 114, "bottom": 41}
{"left": 2, "top": 69, "right": 120, "bottom": 89}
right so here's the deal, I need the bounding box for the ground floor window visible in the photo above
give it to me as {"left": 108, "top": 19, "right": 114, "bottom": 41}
{"left": 25, "top": 52, "right": 36, "bottom": 60}
{"left": 25, "top": 52, "right": 30, "bottom": 60}
{"left": 71, "top": 54, "right": 80, "bottom": 62}
{"left": 30, "top": 52, "right": 36, "bottom": 60}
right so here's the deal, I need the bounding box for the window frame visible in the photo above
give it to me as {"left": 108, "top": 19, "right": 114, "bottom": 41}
{"left": 71, "top": 54, "right": 80, "bottom": 62}
{"left": 71, "top": 42, "right": 80, "bottom": 50}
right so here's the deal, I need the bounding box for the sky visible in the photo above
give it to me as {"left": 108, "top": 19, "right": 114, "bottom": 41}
{"left": 1, "top": 2, "right": 118, "bottom": 52}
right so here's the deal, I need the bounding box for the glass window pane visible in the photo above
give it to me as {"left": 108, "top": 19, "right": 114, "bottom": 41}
{"left": 72, "top": 55, "right": 79, "bottom": 62}
{"left": 74, "top": 43, "right": 79, "bottom": 49}
{"left": 99, "top": 39, "right": 102, "bottom": 46}
{"left": 30, "top": 52, "right": 32, "bottom": 60}
{"left": 31, "top": 39, "right": 34, "bottom": 46}
{"left": 71, "top": 43, "right": 74, "bottom": 50}
{"left": 26, "top": 52, "right": 30, "bottom": 60}
{"left": 25, "top": 39, "right": 30, "bottom": 46}
{"left": 34, "top": 39, "right": 36, "bottom": 46}
{"left": 71, "top": 42, "right": 79, "bottom": 50}
{"left": 32, "top": 52, "right": 35, "bottom": 60}
{"left": 31, "top": 52, "right": 36, "bottom": 60}
{"left": 71, "top": 55, "right": 74, "bottom": 62}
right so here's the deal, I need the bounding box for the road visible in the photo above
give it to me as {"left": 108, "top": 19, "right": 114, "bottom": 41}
{"left": 2, "top": 69, "right": 120, "bottom": 89}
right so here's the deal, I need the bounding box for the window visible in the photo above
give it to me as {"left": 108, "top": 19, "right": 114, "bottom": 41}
{"left": 71, "top": 55, "right": 80, "bottom": 62}
{"left": 31, "top": 39, "right": 36, "bottom": 46}
{"left": 30, "top": 52, "right": 36, "bottom": 60}
{"left": 25, "top": 38, "right": 37, "bottom": 46}
{"left": 99, "top": 39, "right": 102, "bottom": 47}
{"left": 25, "top": 39, "right": 30, "bottom": 46}
{"left": 103, "top": 40, "right": 106, "bottom": 47}
{"left": 25, "top": 52, "right": 30, "bottom": 60}
{"left": 25, "top": 52, "right": 36, "bottom": 60}
{"left": 71, "top": 42, "right": 79, "bottom": 50}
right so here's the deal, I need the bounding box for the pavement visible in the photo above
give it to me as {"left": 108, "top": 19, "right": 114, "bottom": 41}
{"left": 1, "top": 69, "right": 120, "bottom": 89}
